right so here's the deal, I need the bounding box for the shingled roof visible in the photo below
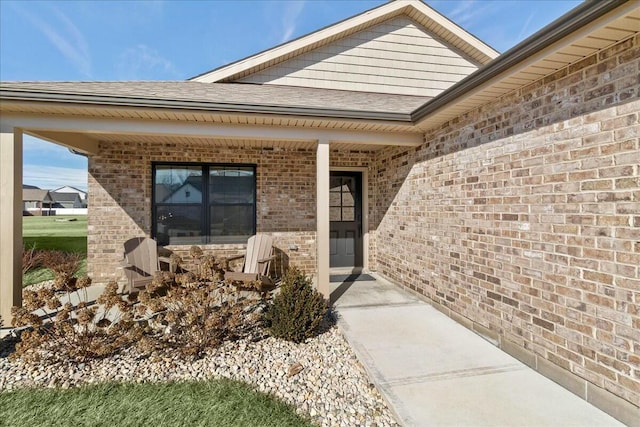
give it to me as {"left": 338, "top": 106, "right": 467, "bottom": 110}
{"left": 23, "top": 189, "right": 52, "bottom": 202}
{"left": 0, "top": 81, "right": 429, "bottom": 118}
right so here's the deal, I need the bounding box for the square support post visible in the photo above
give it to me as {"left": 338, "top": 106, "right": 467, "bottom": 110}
{"left": 0, "top": 128, "right": 23, "bottom": 325}
{"left": 316, "top": 139, "right": 330, "bottom": 299}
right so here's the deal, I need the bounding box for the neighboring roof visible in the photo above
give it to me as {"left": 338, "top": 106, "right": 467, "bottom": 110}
{"left": 50, "top": 192, "right": 81, "bottom": 203}
{"left": 23, "top": 184, "right": 40, "bottom": 190}
{"left": 0, "top": 81, "right": 429, "bottom": 121}
{"left": 191, "top": 0, "right": 498, "bottom": 83}
{"left": 53, "top": 186, "right": 87, "bottom": 196}
{"left": 23, "top": 189, "right": 51, "bottom": 202}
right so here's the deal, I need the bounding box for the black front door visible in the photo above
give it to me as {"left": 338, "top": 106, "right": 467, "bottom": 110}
{"left": 329, "top": 172, "right": 362, "bottom": 268}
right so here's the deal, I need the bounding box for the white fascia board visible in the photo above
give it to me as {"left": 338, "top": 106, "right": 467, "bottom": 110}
{"left": 410, "top": 1, "right": 499, "bottom": 60}
{"left": 1, "top": 113, "right": 423, "bottom": 146}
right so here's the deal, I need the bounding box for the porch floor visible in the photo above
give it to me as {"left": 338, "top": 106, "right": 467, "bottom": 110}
{"left": 330, "top": 275, "right": 623, "bottom": 426}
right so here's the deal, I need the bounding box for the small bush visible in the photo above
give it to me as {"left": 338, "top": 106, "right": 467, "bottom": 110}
{"left": 39, "top": 250, "right": 83, "bottom": 290}
{"left": 22, "top": 246, "right": 43, "bottom": 275}
{"left": 264, "top": 267, "right": 327, "bottom": 343}
{"left": 136, "top": 273, "right": 263, "bottom": 358}
{"left": 11, "top": 280, "right": 142, "bottom": 364}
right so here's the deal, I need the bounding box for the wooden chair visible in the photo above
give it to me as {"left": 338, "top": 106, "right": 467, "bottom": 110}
{"left": 225, "top": 234, "right": 276, "bottom": 289}
{"left": 122, "top": 237, "right": 171, "bottom": 293}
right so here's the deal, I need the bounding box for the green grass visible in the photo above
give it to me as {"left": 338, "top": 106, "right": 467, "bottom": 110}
{"left": 22, "top": 215, "right": 88, "bottom": 286}
{"left": 23, "top": 215, "right": 87, "bottom": 254}
{"left": 0, "top": 380, "right": 313, "bottom": 427}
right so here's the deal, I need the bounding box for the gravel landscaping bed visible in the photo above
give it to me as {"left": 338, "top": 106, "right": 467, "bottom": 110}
{"left": 0, "top": 326, "right": 398, "bottom": 427}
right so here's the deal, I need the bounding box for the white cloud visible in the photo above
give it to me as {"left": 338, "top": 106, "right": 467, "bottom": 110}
{"left": 23, "top": 164, "right": 87, "bottom": 192}
{"left": 12, "top": 3, "right": 92, "bottom": 78}
{"left": 23, "top": 137, "right": 76, "bottom": 158}
{"left": 279, "top": 1, "right": 306, "bottom": 43}
{"left": 446, "top": 0, "right": 497, "bottom": 30}
{"left": 447, "top": 0, "right": 478, "bottom": 26}
{"left": 116, "top": 44, "right": 181, "bottom": 80}
{"left": 517, "top": 11, "right": 537, "bottom": 41}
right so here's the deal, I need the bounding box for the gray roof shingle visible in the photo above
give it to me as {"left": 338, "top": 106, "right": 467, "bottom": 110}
{"left": 0, "top": 81, "right": 430, "bottom": 116}
{"left": 50, "top": 192, "right": 80, "bottom": 203}
{"left": 23, "top": 189, "right": 51, "bottom": 202}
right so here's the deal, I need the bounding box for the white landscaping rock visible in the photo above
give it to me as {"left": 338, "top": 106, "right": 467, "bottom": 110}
{"left": 0, "top": 326, "right": 398, "bottom": 426}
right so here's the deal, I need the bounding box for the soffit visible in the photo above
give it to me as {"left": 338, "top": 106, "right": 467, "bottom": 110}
{"left": 72, "top": 132, "right": 384, "bottom": 152}
{"left": 0, "top": 101, "right": 419, "bottom": 134}
{"left": 191, "top": 0, "right": 498, "bottom": 83}
{"left": 414, "top": 1, "right": 640, "bottom": 131}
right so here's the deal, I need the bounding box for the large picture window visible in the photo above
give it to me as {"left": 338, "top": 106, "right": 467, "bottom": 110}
{"left": 153, "top": 163, "right": 256, "bottom": 245}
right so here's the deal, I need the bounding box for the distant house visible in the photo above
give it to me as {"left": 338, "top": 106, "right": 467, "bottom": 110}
{"left": 23, "top": 188, "right": 53, "bottom": 215}
{"left": 53, "top": 186, "right": 87, "bottom": 207}
{"left": 159, "top": 176, "right": 203, "bottom": 204}
{"left": 50, "top": 192, "right": 84, "bottom": 209}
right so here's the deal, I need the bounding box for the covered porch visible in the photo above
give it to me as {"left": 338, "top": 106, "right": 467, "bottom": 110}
{"left": 0, "top": 107, "right": 422, "bottom": 323}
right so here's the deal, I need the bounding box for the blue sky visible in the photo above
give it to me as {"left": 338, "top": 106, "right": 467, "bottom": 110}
{"left": 0, "top": 0, "right": 582, "bottom": 192}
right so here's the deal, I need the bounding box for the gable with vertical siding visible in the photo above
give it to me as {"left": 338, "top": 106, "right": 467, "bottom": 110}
{"left": 237, "top": 16, "right": 480, "bottom": 97}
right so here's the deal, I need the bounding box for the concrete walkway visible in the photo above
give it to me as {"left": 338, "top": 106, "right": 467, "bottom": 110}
{"left": 331, "top": 275, "right": 623, "bottom": 427}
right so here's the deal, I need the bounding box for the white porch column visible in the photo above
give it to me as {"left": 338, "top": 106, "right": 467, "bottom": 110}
{"left": 316, "top": 139, "right": 330, "bottom": 299}
{"left": 0, "top": 128, "right": 23, "bottom": 325}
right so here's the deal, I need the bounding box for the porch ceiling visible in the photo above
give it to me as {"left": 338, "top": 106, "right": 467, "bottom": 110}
{"left": 93, "top": 133, "right": 386, "bottom": 152}
{"left": 2, "top": 110, "right": 422, "bottom": 154}
{"left": 0, "top": 101, "right": 419, "bottom": 134}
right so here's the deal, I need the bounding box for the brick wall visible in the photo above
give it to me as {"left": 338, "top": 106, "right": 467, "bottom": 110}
{"left": 89, "top": 142, "right": 318, "bottom": 282}
{"left": 374, "top": 34, "right": 639, "bottom": 417}
{"left": 88, "top": 142, "right": 378, "bottom": 283}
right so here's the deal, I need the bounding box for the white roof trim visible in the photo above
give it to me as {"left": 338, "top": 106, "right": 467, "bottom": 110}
{"left": 191, "top": 0, "right": 499, "bottom": 83}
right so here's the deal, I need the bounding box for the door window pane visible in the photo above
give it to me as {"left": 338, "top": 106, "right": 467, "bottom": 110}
{"left": 342, "top": 207, "right": 355, "bottom": 221}
{"left": 329, "top": 175, "right": 357, "bottom": 222}
{"left": 330, "top": 207, "right": 341, "bottom": 221}
{"left": 330, "top": 176, "right": 342, "bottom": 191}
{"left": 342, "top": 191, "right": 355, "bottom": 207}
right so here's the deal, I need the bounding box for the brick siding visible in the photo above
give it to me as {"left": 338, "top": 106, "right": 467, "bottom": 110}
{"left": 88, "top": 143, "right": 377, "bottom": 282}
{"left": 374, "top": 34, "right": 639, "bottom": 412}
{"left": 89, "top": 143, "right": 317, "bottom": 282}
{"left": 85, "top": 32, "right": 638, "bottom": 423}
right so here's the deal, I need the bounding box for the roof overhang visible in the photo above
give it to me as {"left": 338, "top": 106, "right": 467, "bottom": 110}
{"left": 190, "top": 0, "right": 498, "bottom": 83}
{"left": 0, "top": 108, "right": 424, "bottom": 155}
{"left": 0, "top": 87, "right": 416, "bottom": 123}
{"left": 412, "top": 0, "right": 639, "bottom": 131}
{"left": 1, "top": 1, "right": 638, "bottom": 143}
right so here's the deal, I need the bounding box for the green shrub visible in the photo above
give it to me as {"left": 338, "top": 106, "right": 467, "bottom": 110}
{"left": 264, "top": 267, "right": 327, "bottom": 343}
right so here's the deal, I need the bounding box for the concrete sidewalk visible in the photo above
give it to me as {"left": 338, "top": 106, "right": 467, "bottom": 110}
{"left": 331, "top": 275, "right": 623, "bottom": 427}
